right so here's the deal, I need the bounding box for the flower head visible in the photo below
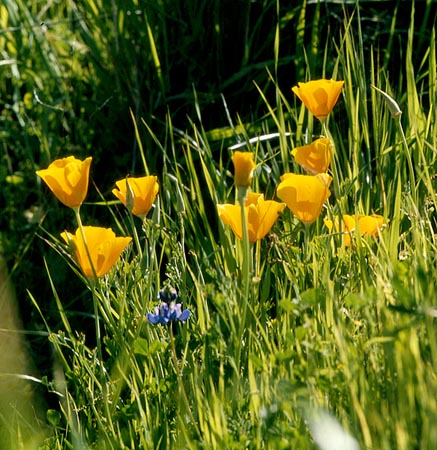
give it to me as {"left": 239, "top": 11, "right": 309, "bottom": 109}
{"left": 323, "top": 214, "right": 356, "bottom": 247}
{"left": 232, "top": 151, "right": 256, "bottom": 188}
{"left": 371, "top": 84, "right": 402, "bottom": 119}
{"left": 292, "top": 138, "right": 331, "bottom": 174}
{"left": 147, "top": 287, "right": 190, "bottom": 325}
{"left": 292, "top": 79, "right": 344, "bottom": 121}
{"left": 357, "top": 214, "right": 386, "bottom": 236}
{"left": 277, "top": 173, "right": 332, "bottom": 224}
{"left": 324, "top": 214, "right": 387, "bottom": 247}
{"left": 61, "top": 226, "right": 132, "bottom": 278}
{"left": 112, "top": 176, "right": 159, "bottom": 217}
{"left": 36, "top": 156, "right": 92, "bottom": 208}
{"left": 217, "top": 193, "right": 285, "bottom": 243}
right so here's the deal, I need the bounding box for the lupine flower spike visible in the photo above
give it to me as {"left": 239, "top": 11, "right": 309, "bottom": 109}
{"left": 36, "top": 156, "right": 92, "bottom": 209}
{"left": 147, "top": 286, "right": 190, "bottom": 325}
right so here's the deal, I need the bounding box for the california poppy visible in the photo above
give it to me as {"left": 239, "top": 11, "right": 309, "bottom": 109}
{"left": 61, "top": 226, "right": 132, "bottom": 278}
{"left": 292, "top": 79, "right": 344, "bottom": 121}
{"left": 277, "top": 173, "right": 332, "bottom": 224}
{"left": 357, "top": 214, "right": 386, "bottom": 236}
{"left": 217, "top": 192, "right": 285, "bottom": 243}
{"left": 292, "top": 138, "right": 331, "bottom": 174}
{"left": 36, "top": 156, "right": 92, "bottom": 208}
{"left": 232, "top": 151, "right": 256, "bottom": 188}
{"left": 112, "top": 176, "right": 159, "bottom": 217}
{"left": 324, "top": 214, "right": 387, "bottom": 246}
{"left": 323, "top": 215, "right": 356, "bottom": 247}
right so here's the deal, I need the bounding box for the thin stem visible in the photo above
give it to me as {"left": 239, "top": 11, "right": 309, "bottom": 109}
{"left": 396, "top": 116, "right": 417, "bottom": 203}
{"left": 303, "top": 223, "right": 310, "bottom": 261}
{"left": 169, "top": 326, "right": 200, "bottom": 437}
{"left": 322, "top": 120, "right": 343, "bottom": 213}
{"left": 128, "top": 211, "right": 143, "bottom": 260}
{"left": 231, "top": 185, "right": 253, "bottom": 403}
{"left": 238, "top": 186, "right": 252, "bottom": 304}
{"left": 73, "top": 208, "right": 113, "bottom": 434}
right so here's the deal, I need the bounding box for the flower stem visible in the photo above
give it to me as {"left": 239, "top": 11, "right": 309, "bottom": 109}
{"left": 237, "top": 186, "right": 252, "bottom": 305}
{"left": 169, "top": 326, "right": 200, "bottom": 437}
{"left": 303, "top": 223, "right": 310, "bottom": 261}
{"left": 396, "top": 116, "right": 417, "bottom": 203}
{"left": 232, "top": 185, "right": 253, "bottom": 401}
{"left": 128, "top": 210, "right": 143, "bottom": 260}
{"left": 322, "top": 120, "right": 342, "bottom": 213}
{"left": 73, "top": 208, "right": 109, "bottom": 429}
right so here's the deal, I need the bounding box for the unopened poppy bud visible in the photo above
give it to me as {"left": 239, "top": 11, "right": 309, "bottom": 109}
{"left": 231, "top": 151, "right": 256, "bottom": 188}
{"left": 112, "top": 175, "right": 159, "bottom": 217}
{"left": 371, "top": 85, "right": 402, "bottom": 119}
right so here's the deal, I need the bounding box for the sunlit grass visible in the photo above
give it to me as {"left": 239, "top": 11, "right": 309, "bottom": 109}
{"left": 1, "top": 1, "right": 437, "bottom": 449}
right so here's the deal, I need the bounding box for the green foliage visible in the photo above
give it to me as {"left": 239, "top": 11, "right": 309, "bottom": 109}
{"left": 1, "top": 0, "right": 437, "bottom": 449}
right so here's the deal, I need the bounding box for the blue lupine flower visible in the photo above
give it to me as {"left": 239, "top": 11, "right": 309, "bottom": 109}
{"left": 147, "top": 287, "right": 190, "bottom": 325}
{"left": 158, "top": 286, "right": 178, "bottom": 303}
{"left": 147, "top": 301, "right": 191, "bottom": 325}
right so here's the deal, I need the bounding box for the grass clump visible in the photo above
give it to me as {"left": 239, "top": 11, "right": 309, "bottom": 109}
{"left": 0, "top": 1, "right": 437, "bottom": 449}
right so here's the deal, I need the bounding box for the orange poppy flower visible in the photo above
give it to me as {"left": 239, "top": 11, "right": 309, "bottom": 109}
{"left": 292, "top": 79, "right": 344, "bottom": 121}
{"left": 217, "top": 192, "right": 285, "bottom": 243}
{"left": 112, "top": 176, "right": 159, "bottom": 217}
{"left": 277, "top": 173, "right": 332, "bottom": 224}
{"left": 232, "top": 151, "right": 256, "bottom": 188}
{"left": 357, "top": 214, "right": 386, "bottom": 236}
{"left": 324, "top": 215, "right": 356, "bottom": 247}
{"left": 292, "top": 138, "right": 331, "bottom": 174}
{"left": 36, "top": 156, "right": 92, "bottom": 208}
{"left": 324, "top": 214, "right": 387, "bottom": 246}
{"left": 61, "top": 226, "right": 132, "bottom": 278}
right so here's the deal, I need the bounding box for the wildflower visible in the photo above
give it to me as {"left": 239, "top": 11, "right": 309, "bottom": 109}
{"left": 292, "top": 138, "right": 331, "bottom": 174}
{"left": 60, "top": 226, "right": 132, "bottom": 278}
{"left": 157, "top": 285, "right": 178, "bottom": 303}
{"left": 147, "top": 287, "right": 190, "bottom": 325}
{"left": 323, "top": 215, "right": 356, "bottom": 247}
{"left": 36, "top": 156, "right": 92, "bottom": 208}
{"left": 277, "top": 173, "right": 332, "bottom": 224}
{"left": 292, "top": 79, "right": 344, "bottom": 121}
{"left": 112, "top": 176, "right": 159, "bottom": 217}
{"left": 358, "top": 214, "right": 386, "bottom": 236}
{"left": 324, "top": 214, "right": 387, "bottom": 246}
{"left": 232, "top": 151, "right": 256, "bottom": 188}
{"left": 217, "top": 192, "right": 286, "bottom": 243}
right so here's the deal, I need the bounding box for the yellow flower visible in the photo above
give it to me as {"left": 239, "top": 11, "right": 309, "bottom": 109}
{"left": 357, "top": 214, "right": 386, "bottom": 236}
{"left": 277, "top": 173, "right": 332, "bottom": 224}
{"left": 61, "top": 226, "right": 132, "bottom": 278}
{"left": 291, "top": 138, "right": 331, "bottom": 174}
{"left": 217, "top": 192, "right": 285, "bottom": 243}
{"left": 324, "top": 214, "right": 356, "bottom": 247}
{"left": 232, "top": 151, "right": 256, "bottom": 188}
{"left": 112, "top": 176, "right": 159, "bottom": 217}
{"left": 292, "top": 79, "right": 344, "bottom": 121}
{"left": 36, "top": 156, "right": 92, "bottom": 208}
{"left": 324, "top": 214, "right": 387, "bottom": 246}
